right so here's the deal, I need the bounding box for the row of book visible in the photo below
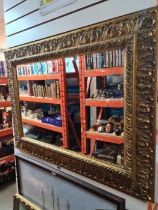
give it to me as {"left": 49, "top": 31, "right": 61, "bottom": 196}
{"left": 17, "top": 60, "right": 59, "bottom": 76}
{"left": 0, "top": 61, "right": 7, "bottom": 77}
{"left": 0, "top": 86, "right": 9, "bottom": 100}
{"left": 86, "top": 49, "right": 124, "bottom": 70}
{"left": 31, "top": 81, "right": 60, "bottom": 99}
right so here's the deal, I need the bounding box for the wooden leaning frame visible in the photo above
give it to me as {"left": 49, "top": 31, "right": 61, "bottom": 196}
{"left": 5, "top": 7, "right": 158, "bottom": 201}
{"left": 15, "top": 157, "right": 125, "bottom": 210}
{"left": 13, "top": 194, "right": 42, "bottom": 210}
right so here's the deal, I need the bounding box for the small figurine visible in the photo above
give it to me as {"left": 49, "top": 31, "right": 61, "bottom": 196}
{"left": 90, "top": 124, "right": 98, "bottom": 132}
{"left": 3, "top": 115, "right": 9, "bottom": 128}
{"left": 114, "top": 127, "right": 121, "bottom": 136}
{"left": 0, "top": 93, "right": 5, "bottom": 101}
{"left": 7, "top": 95, "right": 11, "bottom": 101}
{"left": 105, "top": 122, "right": 114, "bottom": 133}
{"left": 27, "top": 110, "right": 33, "bottom": 118}
{"left": 98, "top": 125, "right": 105, "bottom": 133}
{"left": 99, "top": 89, "right": 106, "bottom": 99}
{"left": 114, "top": 84, "right": 123, "bottom": 98}
{"left": 21, "top": 106, "right": 27, "bottom": 117}
{"left": 91, "top": 89, "right": 99, "bottom": 99}
{"left": 36, "top": 109, "right": 44, "bottom": 120}
{"left": 104, "top": 89, "right": 113, "bottom": 98}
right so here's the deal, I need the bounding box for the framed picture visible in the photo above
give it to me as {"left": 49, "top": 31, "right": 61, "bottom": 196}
{"left": 16, "top": 157, "right": 125, "bottom": 210}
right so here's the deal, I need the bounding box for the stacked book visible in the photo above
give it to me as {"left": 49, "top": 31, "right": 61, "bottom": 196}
{"left": 0, "top": 61, "right": 6, "bottom": 77}
{"left": 32, "top": 81, "right": 59, "bottom": 98}
{"left": 86, "top": 49, "right": 124, "bottom": 70}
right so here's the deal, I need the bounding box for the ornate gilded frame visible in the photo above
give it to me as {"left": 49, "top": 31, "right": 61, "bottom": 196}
{"left": 13, "top": 194, "right": 41, "bottom": 210}
{"left": 5, "top": 7, "right": 157, "bottom": 201}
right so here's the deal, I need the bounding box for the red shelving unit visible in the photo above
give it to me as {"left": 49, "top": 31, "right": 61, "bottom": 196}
{"left": 0, "top": 77, "right": 8, "bottom": 85}
{"left": 84, "top": 67, "right": 124, "bottom": 77}
{"left": 85, "top": 99, "right": 124, "bottom": 108}
{"left": 18, "top": 74, "right": 60, "bottom": 81}
{"left": 79, "top": 55, "right": 124, "bottom": 154}
{"left": 86, "top": 131, "right": 124, "bottom": 144}
{"left": 0, "top": 127, "right": 13, "bottom": 138}
{"left": 0, "top": 66, "right": 14, "bottom": 182}
{"left": 0, "top": 154, "right": 14, "bottom": 165}
{"left": 22, "top": 118, "right": 63, "bottom": 133}
{"left": 18, "top": 59, "right": 69, "bottom": 149}
{"left": 0, "top": 101, "right": 11, "bottom": 108}
{"left": 20, "top": 96, "right": 61, "bottom": 105}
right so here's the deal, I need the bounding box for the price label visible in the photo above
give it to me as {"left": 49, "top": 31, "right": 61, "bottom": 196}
{"left": 43, "top": 0, "right": 54, "bottom": 5}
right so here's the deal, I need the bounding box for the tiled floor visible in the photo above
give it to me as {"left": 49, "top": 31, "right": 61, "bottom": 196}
{"left": 0, "top": 181, "right": 16, "bottom": 210}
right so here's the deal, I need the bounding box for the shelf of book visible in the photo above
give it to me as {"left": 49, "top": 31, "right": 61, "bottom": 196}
{"left": 0, "top": 128, "right": 13, "bottom": 138}
{"left": 0, "top": 154, "right": 15, "bottom": 165}
{"left": 22, "top": 117, "right": 63, "bottom": 133}
{"left": 79, "top": 54, "right": 125, "bottom": 154}
{"left": 0, "top": 77, "right": 8, "bottom": 85}
{"left": 17, "top": 59, "right": 69, "bottom": 149}
{"left": 86, "top": 131, "right": 124, "bottom": 144}
{"left": 20, "top": 96, "right": 61, "bottom": 105}
{"left": 85, "top": 99, "right": 124, "bottom": 108}
{"left": 84, "top": 67, "right": 124, "bottom": 77}
{"left": 0, "top": 101, "right": 11, "bottom": 108}
{"left": 18, "top": 74, "right": 61, "bottom": 81}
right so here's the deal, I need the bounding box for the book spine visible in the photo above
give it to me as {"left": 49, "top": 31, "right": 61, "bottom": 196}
{"left": 97, "top": 53, "right": 101, "bottom": 68}
{"left": 47, "top": 61, "right": 52, "bottom": 74}
{"left": 115, "top": 50, "right": 119, "bottom": 67}
{"left": 112, "top": 50, "right": 116, "bottom": 67}
{"left": 0, "top": 62, "right": 2, "bottom": 77}
{"left": 27, "top": 81, "right": 33, "bottom": 96}
{"left": 1, "top": 62, "right": 5, "bottom": 77}
{"left": 45, "top": 85, "right": 48, "bottom": 98}
{"left": 102, "top": 52, "right": 106, "bottom": 68}
{"left": 106, "top": 52, "right": 109, "bottom": 67}
{"left": 109, "top": 51, "right": 113, "bottom": 67}
{"left": 118, "top": 49, "right": 122, "bottom": 66}
{"left": 93, "top": 53, "right": 97, "bottom": 69}
{"left": 32, "top": 84, "right": 35, "bottom": 97}
{"left": 121, "top": 49, "right": 124, "bottom": 66}
{"left": 31, "top": 64, "right": 34, "bottom": 75}
{"left": 52, "top": 60, "right": 58, "bottom": 74}
{"left": 86, "top": 54, "right": 93, "bottom": 69}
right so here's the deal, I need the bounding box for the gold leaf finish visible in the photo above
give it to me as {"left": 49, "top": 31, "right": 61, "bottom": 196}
{"left": 5, "top": 8, "right": 157, "bottom": 201}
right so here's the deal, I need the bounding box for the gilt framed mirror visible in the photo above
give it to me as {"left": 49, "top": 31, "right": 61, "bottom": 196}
{"left": 5, "top": 7, "right": 157, "bottom": 201}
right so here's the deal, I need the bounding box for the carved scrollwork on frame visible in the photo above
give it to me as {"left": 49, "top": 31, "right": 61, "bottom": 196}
{"left": 5, "top": 8, "right": 158, "bottom": 201}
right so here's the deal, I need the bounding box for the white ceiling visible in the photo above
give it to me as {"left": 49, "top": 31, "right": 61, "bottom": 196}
{"left": 0, "top": 0, "right": 7, "bottom": 50}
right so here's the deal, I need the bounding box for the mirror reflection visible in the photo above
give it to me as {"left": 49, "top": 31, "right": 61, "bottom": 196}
{"left": 16, "top": 49, "right": 125, "bottom": 165}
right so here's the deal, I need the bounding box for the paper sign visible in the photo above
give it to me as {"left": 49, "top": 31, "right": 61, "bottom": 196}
{"left": 40, "top": 0, "right": 76, "bottom": 15}
{"left": 43, "top": 0, "right": 54, "bottom": 5}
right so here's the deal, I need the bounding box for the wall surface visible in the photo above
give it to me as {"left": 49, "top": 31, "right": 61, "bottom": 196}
{"left": 0, "top": 0, "right": 7, "bottom": 50}
{"left": 4, "top": 1, "right": 158, "bottom": 210}
{"left": 4, "top": 0, "right": 156, "bottom": 48}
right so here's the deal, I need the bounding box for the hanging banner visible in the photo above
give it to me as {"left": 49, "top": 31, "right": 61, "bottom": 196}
{"left": 40, "top": 0, "right": 77, "bottom": 16}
